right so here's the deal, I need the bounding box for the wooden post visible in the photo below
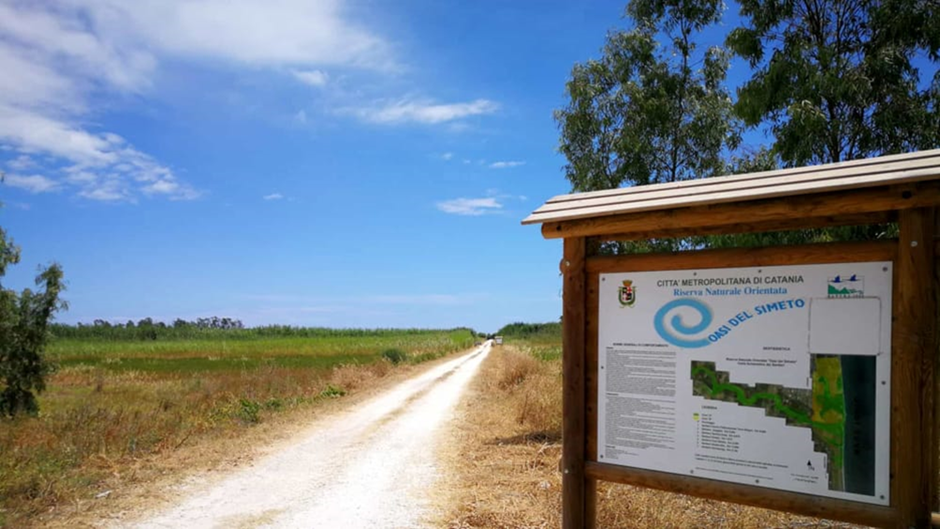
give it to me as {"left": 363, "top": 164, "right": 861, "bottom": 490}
{"left": 562, "top": 237, "right": 587, "bottom": 529}
{"left": 896, "top": 208, "right": 937, "bottom": 528}
{"left": 585, "top": 483, "right": 596, "bottom": 529}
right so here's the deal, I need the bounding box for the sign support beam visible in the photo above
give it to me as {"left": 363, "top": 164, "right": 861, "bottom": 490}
{"left": 562, "top": 237, "right": 587, "bottom": 529}
{"left": 896, "top": 208, "right": 938, "bottom": 528}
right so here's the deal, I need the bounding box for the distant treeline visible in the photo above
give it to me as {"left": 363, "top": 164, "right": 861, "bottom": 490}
{"left": 50, "top": 318, "right": 476, "bottom": 342}
{"left": 495, "top": 322, "right": 562, "bottom": 339}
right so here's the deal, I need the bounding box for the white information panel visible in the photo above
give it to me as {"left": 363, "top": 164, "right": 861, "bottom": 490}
{"left": 598, "top": 262, "right": 891, "bottom": 505}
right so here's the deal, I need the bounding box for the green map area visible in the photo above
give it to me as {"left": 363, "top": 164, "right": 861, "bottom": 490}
{"left": 691, "top": 359, "right": 847, "bottom": 491}
{"left": 828, "top": 284, "right": 863, "bottom": 296}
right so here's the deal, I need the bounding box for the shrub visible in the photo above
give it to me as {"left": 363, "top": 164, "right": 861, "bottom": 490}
{"left": 380, "top": 348, "right": 407, "bottom": 365}
{"left": 236, "top": 398, "right": 261, "bottom": 424}
{"left": 0, "top": 226, "right": 67, "bottom": 417}
{"left": 319, "top": 384, "right": 346, "bottom": 399}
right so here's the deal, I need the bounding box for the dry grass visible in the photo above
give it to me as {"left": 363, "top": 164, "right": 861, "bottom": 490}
{"left": 0, "top": 334, "right": 470, "bottom": 528}
{"left": 329, "top": 360, "right": 391, "bottom": 392}
{"left": 439, "top": 343, "right": 867, "bottom": 529}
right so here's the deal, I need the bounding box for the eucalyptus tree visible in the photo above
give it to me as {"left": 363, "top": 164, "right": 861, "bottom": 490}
{"left": 556, "top": 0, "right": 741, "bottom": 194}
{"left": 729, "top": 0, "right": 940, "bottom": 166}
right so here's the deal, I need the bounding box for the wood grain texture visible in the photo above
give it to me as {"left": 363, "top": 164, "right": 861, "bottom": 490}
{"left": 540, "top": 149, "right": 940, "bottom": 206}
{"left": 539, "top": 183, "right": 940, "bottom": 240}
{"left": 586, "top": 240, "right": 897, "bottom": 274}
{"left": 895, "top": 208, "right": 938, "bottom": 528}
{"left": 593, "top": 211, "right": 894, "bottom": 243}
{"left": 585, "top": 272, "right": 599, "bottom": 463}
{"left": 562, "top": 237, "right": 587, "bottom": 529}
{"left": 585, "top": 270, "right": 599, "bottom": 529}
{"left": 532, "top": 156, "right": 940, "bottom": 217}
{"left": 585, "top": 462, "right": 898, "bottom": 528}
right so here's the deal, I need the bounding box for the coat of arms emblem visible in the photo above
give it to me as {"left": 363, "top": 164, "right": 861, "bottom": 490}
{"left": 618, "top": 280, "right": 636, "bottom": 307}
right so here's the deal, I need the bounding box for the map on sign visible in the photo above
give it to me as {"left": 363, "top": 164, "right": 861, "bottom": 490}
{"left": 597, "top": 262, "right": 890, "bottom": 505}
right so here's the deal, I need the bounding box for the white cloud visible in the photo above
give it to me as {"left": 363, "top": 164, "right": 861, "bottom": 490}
{"left": 0, "top": 3, "right": 155, "bottom": 94}
{"left": 144, "top": 179, "right": 177, "bottom": 195}
{"left": 350, "top": 99, "right": 498, "bottom": 124}
{"left": 79, "top": 0, "right": 393, "bottom": 70}
{"left": 440, "top": 152, "right": 454, "bottom": 161}
{"left": 2, "top": 173, "right": 59, "bottom": 193}
{"left": 0, "top": 1, "right": 497, "bottom": 206}
{"left": 436, "top": 197, "right": 503, "bottom": 216}
{"left": 489, "top": 160, "right": 525, "bottom": 169}
{"left": 6, "top": 154, "right": 36, "bottom": 171}
{"left": 264, "top": 193, "right": 284, "bottom": 200}
{"left": 292, "top": 69, "right": 328, "bottom": 87}
{"left": 0, "top": 3, "right": 204, "bottom": 202}
{"left": 79, "top": 181, "right": 128, "bottom": 202}
{"left": 0, "top": 0, "right": 399, "bottom": 203}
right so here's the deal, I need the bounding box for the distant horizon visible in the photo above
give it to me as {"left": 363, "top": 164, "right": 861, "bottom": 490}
{"left": 49, "top": 316, "right": 561, "bottom": 335}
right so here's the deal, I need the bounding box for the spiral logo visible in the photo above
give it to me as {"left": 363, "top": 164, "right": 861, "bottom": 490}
{"left": 654, "top": 298, "right": 713, "bottom": 349}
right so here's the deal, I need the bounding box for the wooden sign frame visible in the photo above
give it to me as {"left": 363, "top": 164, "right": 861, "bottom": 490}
{"left": 526, "top": 153, "right": 940, "bottom": 529}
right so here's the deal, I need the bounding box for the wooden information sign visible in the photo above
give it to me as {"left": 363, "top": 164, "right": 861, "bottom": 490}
{"left": 523, "top": 150, "right": 940, "bottom": 528}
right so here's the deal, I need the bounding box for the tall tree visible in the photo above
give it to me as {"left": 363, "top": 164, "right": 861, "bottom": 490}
{"left": 729, "top": 0, "right": 940, "bottom": 166}
{"left": 0, "top": 221, "right": 66, "bottom": 417}
{"left": 556, "top": 0, "right": 741, "bottom": 193}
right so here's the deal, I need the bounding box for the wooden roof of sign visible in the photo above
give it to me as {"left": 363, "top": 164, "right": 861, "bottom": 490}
{"left": 524, "top": 149, "right": 940, "bottom": 240}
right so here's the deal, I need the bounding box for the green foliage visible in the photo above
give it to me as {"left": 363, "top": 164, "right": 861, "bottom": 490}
{"left": 496, "top": 322, "right": 562, "bottom": 340}
{"left": 729, "top": 0, "right": 940, "bottom": 166}
{"left": 0, "top": 224, "right": 66, "bottom": 417}
{"left": 236, "top": 398, "right": 262, "bottom": 424}
{"left": 380, "top": 348, "right": 408, "bottom": 365}
{"left": 408, "top": 351, "right": 445, "bottom": 364}
{"left": 50, "top": 321, "right": 475, "bottom": 342}
{"left": 555, "top": 1, "right": 938, "bottom": 252}
{"left": 555, "top": 0, "right": 741, "bottom": 194}
{"left": 318, "top": 384, "right": 346, "bottom": 399}
{"left": 530, "top": 346, "right": 562, "bottom": 362}
{"left": 726, "top": 146, "right": 778, "bottom": 175}
{"left": 45, "top": 328, "right": 477, "bottom": 373}
{"left": 556, "top": 0, "right": 743, "bottom": 254}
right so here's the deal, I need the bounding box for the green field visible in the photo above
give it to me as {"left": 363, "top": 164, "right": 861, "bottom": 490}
{"left": 0, "top": 327, "right": 475, "bottom": 527}
{"left": 47, "top": 331, "right": 472, "bottom": 370}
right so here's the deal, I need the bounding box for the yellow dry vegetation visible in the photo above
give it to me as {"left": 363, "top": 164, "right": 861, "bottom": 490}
{"left": 438, "top": 343, "right": 865, "bottom": 529}
{"left": 1, "top": 357, "right": 421, "bottom": 528}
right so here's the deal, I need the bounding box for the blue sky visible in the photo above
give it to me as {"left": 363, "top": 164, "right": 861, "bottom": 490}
{"left": 0, "top": 1, "right": 899, "bottom": 332}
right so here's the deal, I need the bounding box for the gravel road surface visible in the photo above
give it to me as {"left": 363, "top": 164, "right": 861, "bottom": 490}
{"left": 128, "top": 342, "right": 491, "bottom": 529}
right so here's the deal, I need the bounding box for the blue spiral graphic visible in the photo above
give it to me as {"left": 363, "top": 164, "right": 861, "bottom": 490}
{"left": 654, "top": 298, "right": 713, "bottom": 349}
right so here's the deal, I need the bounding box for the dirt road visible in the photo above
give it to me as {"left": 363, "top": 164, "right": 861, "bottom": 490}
{"left": 128, "top": 343, "right": 491, "bottom": 529}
